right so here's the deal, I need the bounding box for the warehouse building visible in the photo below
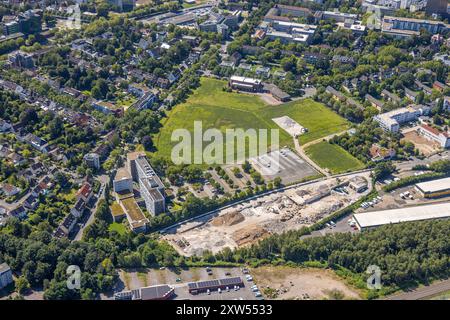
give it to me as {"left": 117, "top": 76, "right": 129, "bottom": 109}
{"left": 114, "top": 284, "right": 174, "bottom": 300}
{"left": 415, "top": 177, "right": 450, "bottom": 198}
{"left": 353, "top": 202, "right": 450, "bottom": 230}
{"left": 188, "top": 277, "right": 244, "bottom": 294}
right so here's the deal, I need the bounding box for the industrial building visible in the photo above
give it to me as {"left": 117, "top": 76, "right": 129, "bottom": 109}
{"left": 415, "top": 177, "right": 450, "bottom": 198}
{"left": 188, "top": 277, "right": 244, "bottom": 294}
{"left": 353, "top": 202, "right": 450, "bottom": 230}
{"left": 114, "top": 284, "right": 174, "bottom": 300}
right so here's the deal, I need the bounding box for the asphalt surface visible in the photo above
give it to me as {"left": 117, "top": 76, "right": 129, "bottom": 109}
{"left": 385, "top": 279, "right": 450, "bottom": 300}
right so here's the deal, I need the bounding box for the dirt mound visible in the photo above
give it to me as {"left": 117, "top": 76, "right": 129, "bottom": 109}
{"left": 211, "top": 211, "right": 245, "bottom": 227}
{"left": 232, "top": 225, "right": 270, "bottom": 247}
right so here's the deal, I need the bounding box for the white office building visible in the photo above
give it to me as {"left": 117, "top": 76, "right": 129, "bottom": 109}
{"left": 373, "top": 105, "right": 430, "bottom": 132}
{"left": 113, "top": 168, "right": 133, "bottom": 193}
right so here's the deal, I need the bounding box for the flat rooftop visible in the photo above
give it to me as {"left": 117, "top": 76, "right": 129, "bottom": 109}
{"left": 354, "top": 202, "right": 450, "bottom": 229}
{"left": 115, "top": 167, "right": 131, "bottom": 181}
{"left": 0, "top": 262, "right": 10, "bottom": 273}
{"left": 416, "top": 177, "right": 450, "bottom": 193}
{"left": 121, "top": 197, "right": 148, "bottom": 225}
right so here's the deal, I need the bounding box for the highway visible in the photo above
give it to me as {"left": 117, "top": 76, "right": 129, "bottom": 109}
{"left": 385, "top": 279, "right": 450, "bottom": 300}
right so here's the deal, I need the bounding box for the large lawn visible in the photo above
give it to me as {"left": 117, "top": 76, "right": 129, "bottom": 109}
{"left": 305, "top": 141, "right": 365, "bottom": 174}
{"left": 155, "top": 78, "right": 349, "bottom": 162}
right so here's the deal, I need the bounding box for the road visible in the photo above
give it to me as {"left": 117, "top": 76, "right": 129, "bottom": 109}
{"left": 394, "top": 150, "right": 450, "bottom": 173}
{"left": 385, "top": 279, "right": 450, "bottom": 300}
{"left": 73, "top": 176, "right": 108, "bottom": 241}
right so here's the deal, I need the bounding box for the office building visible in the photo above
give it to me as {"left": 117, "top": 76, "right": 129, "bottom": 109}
{"left": 127, "top": 152, "right": 165, "bottom": 216}
{"left": 373, "top": 105, "right": 430, "bottom": 132}
{"left": 417, "top": 124, "right": 450, "bottom": 148}
{"left": 3, "top": 20, "right": 19, "bottom": 36}
{"left": 382, "top": 15, "right": 449, "bottom": 37}
{"left": 113, "top": 168, "right": 133, "bottom": 193}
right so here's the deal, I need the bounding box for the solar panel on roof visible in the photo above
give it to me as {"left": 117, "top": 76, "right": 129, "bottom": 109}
{"left": 188, "top": 283, "right": 198, "bottom": 289}
{"left": 219, "top": 277, "right": 242, "bottom": 285}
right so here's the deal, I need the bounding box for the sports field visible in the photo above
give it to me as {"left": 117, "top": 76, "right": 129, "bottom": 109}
{"left": 155, "top": 78, "right": 349, "bottom": 161}
{"left": 304, "top": 141, "right": 365, "bottom": 174}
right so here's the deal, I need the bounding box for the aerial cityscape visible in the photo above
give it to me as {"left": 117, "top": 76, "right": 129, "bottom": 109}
{"left": 0, "top": 0, "right": 449, "bottom": 308}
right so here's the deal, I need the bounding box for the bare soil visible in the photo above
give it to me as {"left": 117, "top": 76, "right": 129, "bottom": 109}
{"left": 251, "top": 266, "right": 361, "bottom": 300}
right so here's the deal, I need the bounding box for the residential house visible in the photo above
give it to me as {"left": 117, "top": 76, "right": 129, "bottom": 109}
{"left": 8, "top": 206, "right": 26, "bottom": 219}
{"left": 369, "top": 144, "right": 396, "bottom": 162}
{"left": 433, "top": 80, "right": 447, "bottom": 92}
{"left": 365, "top": 94, "right": 384, "bottom": 111}
{"left": 76, "top": 182, "right": 93, "bottom": 203}
{"left": 0, "top": 119, "right": 12, "bottom": 132}
{"left": 70, "top": 198, "right": 86, "bottom": 218}
{"left": 23, "top": 194, "right": 39, "bottom": 210}
{"left": 1, "top": 183, "right": 20, "bottom": 197}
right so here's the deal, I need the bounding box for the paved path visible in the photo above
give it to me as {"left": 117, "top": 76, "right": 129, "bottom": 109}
{"left": 300, "top": 130, "right": 350, "bottom": 150}
{"left": 385, "top": 279, "right": 450, "bottom": 300}
{"left": 293, "top": 137, "right": 330, "bottom": 177}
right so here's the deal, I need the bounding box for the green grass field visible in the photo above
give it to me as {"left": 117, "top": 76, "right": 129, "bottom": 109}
{"left": 155, "top": 78, "right": 349, "bottom": 162}
{"left": 108, "top": 222, "right": 127, "bottom": 235}
{"left": 305, "top": 141, "right": 365, "bottom": 174}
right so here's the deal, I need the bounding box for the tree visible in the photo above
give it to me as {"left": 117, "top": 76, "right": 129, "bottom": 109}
{"left": 15, "top": 276, "right": 30, "bottom": 294}
{"left": 242, "top": 161, "right": 251, "bottom": 173}
{"left": 373, "top": 161, "right": 396, "bottom": 181}
{"left": 141, "top": 135, "right": 153, "bottom": 151}
{"left": 273, "top": 177, "right": 282, "bottom": 188}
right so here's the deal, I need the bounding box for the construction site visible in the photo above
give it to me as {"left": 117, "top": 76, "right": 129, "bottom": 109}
{"left": 164, "top": 171, "right": 372, "bottom": 256}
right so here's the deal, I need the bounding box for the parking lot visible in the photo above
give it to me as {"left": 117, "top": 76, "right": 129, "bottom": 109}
{"left": 117, "top": 267, "right": 263, "bottom": 300}
{"left": 249, "top": 148, "right": 318, "bottom": 184}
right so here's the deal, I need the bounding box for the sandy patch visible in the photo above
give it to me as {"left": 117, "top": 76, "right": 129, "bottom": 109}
{"left": 251, "top": 266, "right": 361, "bottom": 300}
{"left": 402, "top": 130, "right": 441, "bottom": 156}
